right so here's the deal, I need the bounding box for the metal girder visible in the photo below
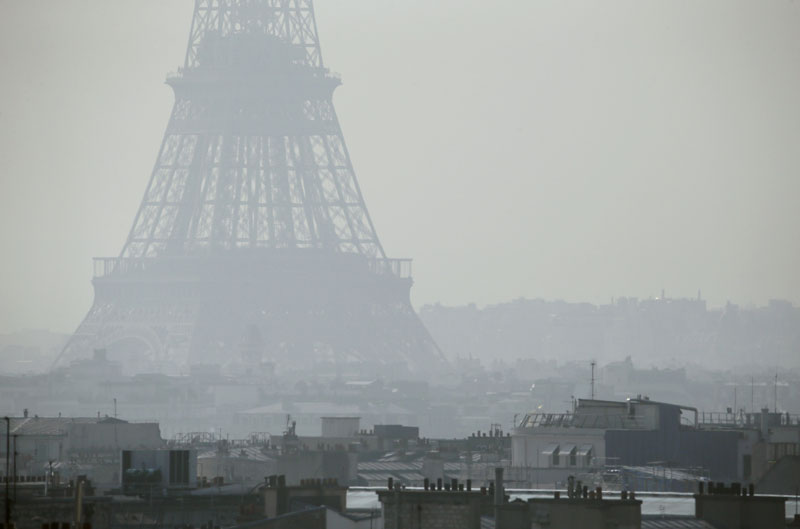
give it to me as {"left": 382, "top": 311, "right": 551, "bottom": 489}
{"left": 121, "top": 0, "right": 382, "bottom": 259}
{"left": 58, "top": 0, "right": 447, "bottom": 376}
{"left": 185, "top": 0, "right": 323, "bottom": 70}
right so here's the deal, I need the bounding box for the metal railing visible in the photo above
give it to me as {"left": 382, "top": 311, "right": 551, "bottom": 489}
{"left": 517, "top": 412, "right": 650, "bottom": 430}
{"left": 697, "top": 411, "right": 800, "bottom": 428}
{"left": 94, "top": 255, "right": 412, "bottom": 280}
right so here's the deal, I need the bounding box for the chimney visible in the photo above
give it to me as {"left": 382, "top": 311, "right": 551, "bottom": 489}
{"left": 494, "top": 467, "right": 504, "bottom": 505}
{"left": 760, "top": 408, "right": 770, "bottom": 440}
{"left": 494, "top": 467, "right": 505, "bottom": 529}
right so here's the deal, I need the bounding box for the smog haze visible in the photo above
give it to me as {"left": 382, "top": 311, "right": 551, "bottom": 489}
{"left": 0, "top": 0, "right": 799, "bottom": 334}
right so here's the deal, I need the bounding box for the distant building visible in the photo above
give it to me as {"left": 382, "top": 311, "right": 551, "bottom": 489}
{"left": 197, "top": 445, "right": 276, "bottom": 485}
{"left": 321, "top": 417, "right": 361, "bottom": 438}
{"left": 234, "top": 401, "right": 415, "bottom": 436}
{"left": 121, "top": 448, "right": 197, "bottom": 493}
{"left": 512, "top": 398, "right": 747, "bottom": 487}
{"left": 0, "top": 412, "right": 163, "bottom": 488}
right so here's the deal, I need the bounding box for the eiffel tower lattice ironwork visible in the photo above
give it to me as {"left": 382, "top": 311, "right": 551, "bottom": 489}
{"left": 57, "top": 0, "right": 445, "bottom": 376}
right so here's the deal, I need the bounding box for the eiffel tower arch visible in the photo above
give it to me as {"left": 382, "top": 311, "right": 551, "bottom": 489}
{"left": 57, "top": 0, "right": 446, "bottom": 377}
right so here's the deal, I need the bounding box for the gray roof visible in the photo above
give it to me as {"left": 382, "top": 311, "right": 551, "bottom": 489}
{"left": 197, "top": 446, "right": 275, "bottom": 463}
{"left": 5, "top": 416, "right": 126, "bottom": 436}
{"left": 358, "top": 461, "right": 460, "bottom": 472}
{"left": 642, "top": 516, "right": 717, "bottom": 528}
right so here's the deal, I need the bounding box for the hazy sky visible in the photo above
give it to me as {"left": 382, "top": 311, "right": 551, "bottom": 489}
{"left": 0, "top": 0, "right": 798, "bottom": 334}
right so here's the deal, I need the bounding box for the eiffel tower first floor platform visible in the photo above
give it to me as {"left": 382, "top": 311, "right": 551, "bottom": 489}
{"left": 57, "top": 250, "right": 448, "bottom": 379}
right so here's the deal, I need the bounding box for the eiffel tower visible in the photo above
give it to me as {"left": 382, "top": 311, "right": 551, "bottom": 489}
{"left": 57, "top": 0, "right": 445, "bottom": 377}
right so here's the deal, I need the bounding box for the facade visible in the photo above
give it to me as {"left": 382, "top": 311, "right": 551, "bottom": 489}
{"left": 498, "top": 497, "right": 642, "bottom": 529}
{"left": 377, "top": 474, "right": 642, "bottom": 529}
{"left": 0, "top": 413, "right": 163, "bottom": 484}
{"left": 121, "top": 448, "right": 197, "bottom": 492}
{"left": 694, "top": 483, "right": 787, "bottom": 529}
{"left": 378, "top": 489, "right": 494, "bottom": 529}
{"left": 321, "top": 417, "right": 361, "bottom": 438}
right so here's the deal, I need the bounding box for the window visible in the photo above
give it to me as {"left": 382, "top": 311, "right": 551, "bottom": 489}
{"left": 561, "top": 444, "right": 577, "bottom": 466}
{"left": 542, "top": 444, "right": 559, "bottom": 467}
{"left": 169, "top": 450, "right": 190, "bottom": 485}
{"left": 743, "top": 455, "right": 751, "bottom": 480}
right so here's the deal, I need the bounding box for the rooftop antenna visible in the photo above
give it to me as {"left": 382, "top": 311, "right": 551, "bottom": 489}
{"left": 4, "top": 416, "right": 10, "bottom": 527}
{"left": 590, "top": 360, "right": 596, "bottom": 400}
{"left": 774, "top": 373, "right": 778, "bottom": 413}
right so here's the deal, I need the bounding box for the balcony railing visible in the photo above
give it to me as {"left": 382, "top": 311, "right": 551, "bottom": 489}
{"left": 367, "top": 258, "right": 412, "bottom": 279}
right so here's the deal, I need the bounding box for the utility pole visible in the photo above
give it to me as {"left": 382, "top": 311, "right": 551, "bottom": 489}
{"left": 4, "top": 416, "right": 10, "bottom": 528}
{"left": 12, "top": 435, "right": 16, "bottom": 503}
{"left": 774, "top": 373, "right": 778, "bottom": 413}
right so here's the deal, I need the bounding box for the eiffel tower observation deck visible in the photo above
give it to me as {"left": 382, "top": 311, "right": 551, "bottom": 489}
{"left": 58, "top": 0, "right": 446, "bottom": 377}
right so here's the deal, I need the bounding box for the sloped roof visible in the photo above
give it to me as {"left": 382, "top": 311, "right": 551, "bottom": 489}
{"left": 197, "top": 446, "right": 275, "bottom": 463}
{"left": 642, "top": 516, "right": 716, "bottom": 528}
{"left": 756, "top": 455, "right": 800, "bottom": 495}
{"left": 6, "top": 416, "right": 123, "bottom": 436}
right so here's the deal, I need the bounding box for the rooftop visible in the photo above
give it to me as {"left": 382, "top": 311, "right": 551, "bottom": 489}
{"left": 3, "top": 415, "right": 129, "bottom": 436}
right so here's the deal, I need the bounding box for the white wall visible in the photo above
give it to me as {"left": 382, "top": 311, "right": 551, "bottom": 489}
{"left": 511, "top": 428, "right": 605, "bottom": 469}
